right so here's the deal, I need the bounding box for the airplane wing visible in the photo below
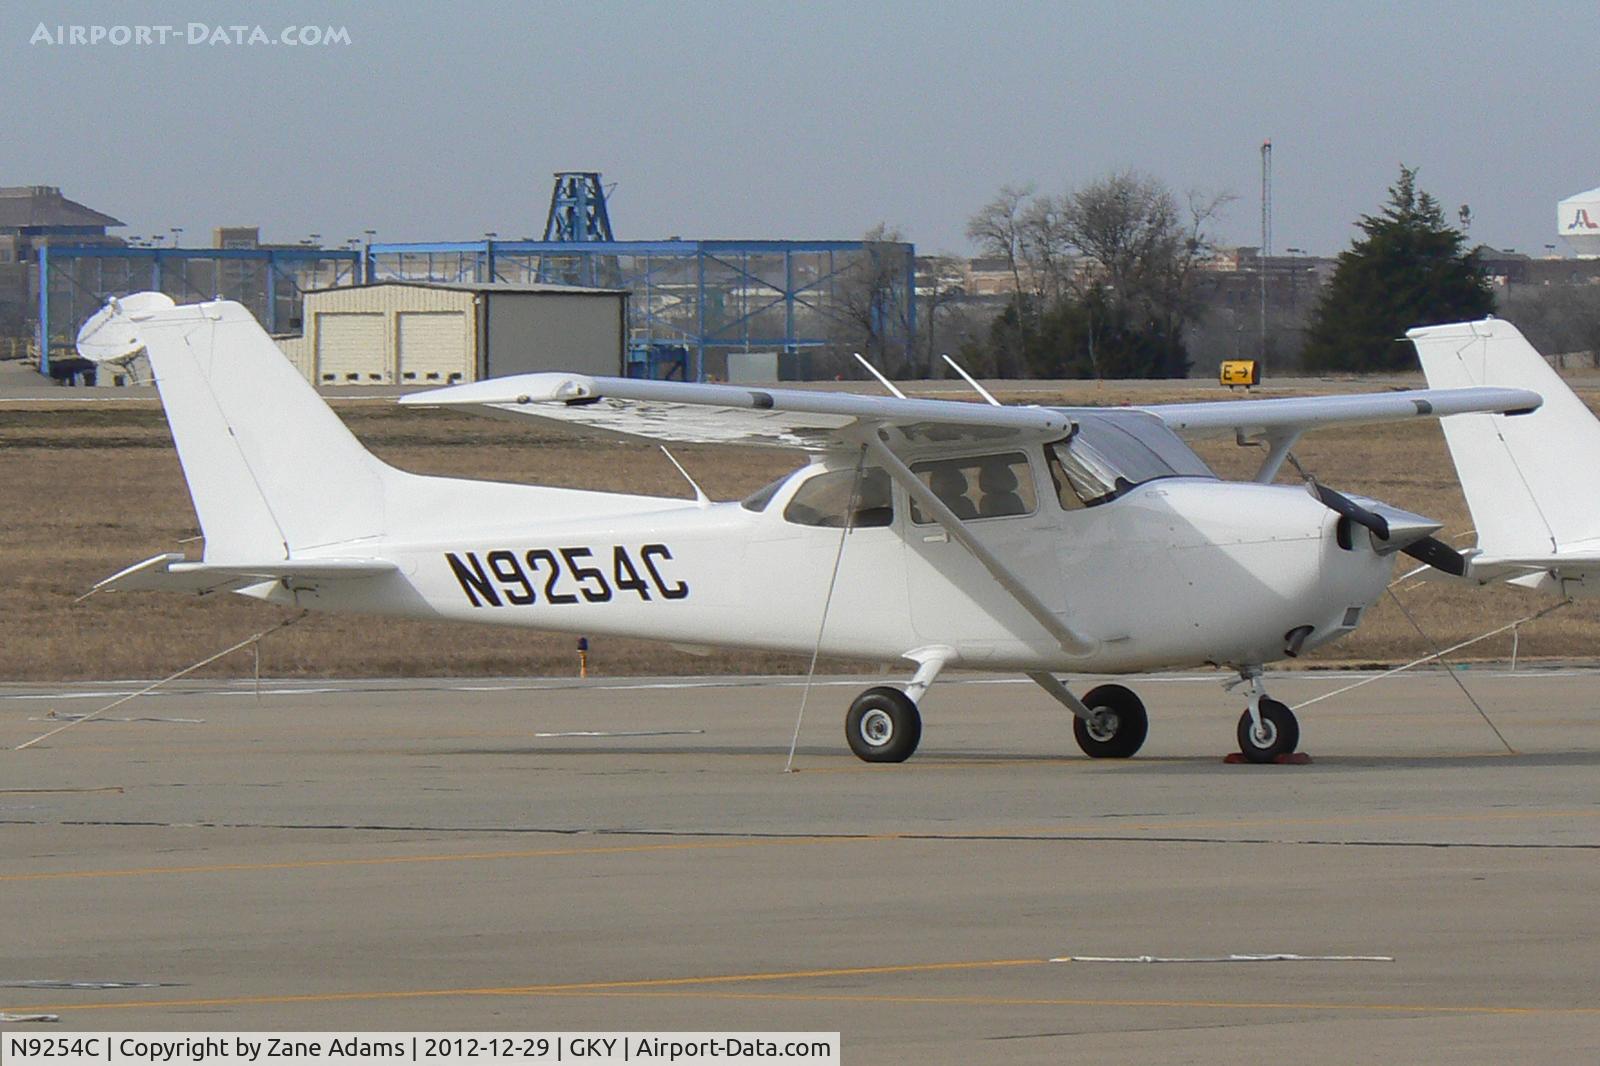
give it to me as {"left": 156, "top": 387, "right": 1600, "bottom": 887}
{"left": 90, "top": 552, "right": 399, "bottom": 596}
{"left": 399, "top": 373, "right": 1074, "bottom": 450}
{"left": 402, "top": 373, "right": 1540, "bottom": 452}
{"left": 1140, "top": 387, "right": 1541, "bottom": 438}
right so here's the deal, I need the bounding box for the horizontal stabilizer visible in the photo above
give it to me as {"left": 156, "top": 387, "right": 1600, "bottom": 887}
{"left": 92, "top": 553, "right": 397, "bottom": 596}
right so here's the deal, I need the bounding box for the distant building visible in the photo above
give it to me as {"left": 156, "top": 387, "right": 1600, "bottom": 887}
{"left": 272, "top": 281, "right": 627, "bottom": 387}
{"left": 1559, "top": 186, "right": 1600, "bottom": 258}
{"left": 213, "top": 226, "right": 260, "bottom": 249}
{"left": 0, "top": 185, "right": 124, "bottom": 261}
{"left": 0, "top": 185, "right": 124, "bottom": 339}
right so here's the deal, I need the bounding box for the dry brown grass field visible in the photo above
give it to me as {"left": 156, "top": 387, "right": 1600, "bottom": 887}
{"left": 4, "top": 379, "right": 1597, "bottom": 681}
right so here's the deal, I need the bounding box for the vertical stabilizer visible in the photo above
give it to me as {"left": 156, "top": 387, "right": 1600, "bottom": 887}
{"left": 1409, "top": 318, "right": 1600, "bottom": 557}
{"left": 102, "top": 298, "right": 387, "bottom": 561}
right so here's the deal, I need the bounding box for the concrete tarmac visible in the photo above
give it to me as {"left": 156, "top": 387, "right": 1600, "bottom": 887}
{"left": 2, "top": 669, "right": 1598, "bottom": 1063}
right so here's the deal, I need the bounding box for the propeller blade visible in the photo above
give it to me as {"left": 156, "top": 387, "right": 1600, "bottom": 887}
{"left": 1400, "top": 535, "right": 1468, "bottom": 577}
{"left": 1306, "top": 480, "right": 1389, "bottom": 540}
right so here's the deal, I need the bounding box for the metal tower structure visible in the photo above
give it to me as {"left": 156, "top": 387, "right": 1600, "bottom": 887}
{"left": 543, "top": 172, "right": 614, "bottom": 243}
{"left": 1260, "top": 139, "right": 1272, "bottom": 363}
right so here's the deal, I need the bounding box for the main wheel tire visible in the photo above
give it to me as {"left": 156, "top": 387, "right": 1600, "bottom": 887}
{"left": 1073, "top": 683, "right": 1149, "bottom": 758}
{"left": 1237, "top": 697, "right": 1299, "bottom": 763}
{"left": 845, "top": 686, "right": 922, "bottom": 763}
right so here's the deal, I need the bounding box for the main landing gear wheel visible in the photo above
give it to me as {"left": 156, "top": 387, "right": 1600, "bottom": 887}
{"left": 1073, "top": 684, "right": 1149, "bottom": 759}
{"left": 1237, "top": 698, "right": 1299, "bottom": 763}
{"left": 845, "top": 686, "right": 922, "bottom": 763}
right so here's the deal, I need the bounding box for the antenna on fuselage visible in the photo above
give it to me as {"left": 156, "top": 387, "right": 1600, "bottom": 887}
{"left": 852, "top": 352, "right": 907, "bottom": 399}
{"left": 941, "top": 354, "right": 1002, "bottom": 407}
{"left": 659, "top": 446, "right": 711, "bottom": 508}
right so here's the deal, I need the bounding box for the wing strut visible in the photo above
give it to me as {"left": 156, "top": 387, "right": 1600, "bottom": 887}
{"left": 1249, "top": 429, "right": 1302, "bottom": 484}
{"left": 863, "top": 435, "right": 1099, "bottom": 657}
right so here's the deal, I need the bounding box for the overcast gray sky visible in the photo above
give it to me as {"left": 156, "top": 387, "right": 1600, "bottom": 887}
{"left": 6, "top": 1, "right": 1595, "bottom": 257}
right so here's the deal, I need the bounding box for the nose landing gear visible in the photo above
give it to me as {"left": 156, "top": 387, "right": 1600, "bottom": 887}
{"left": 1233, "top": 668, "right": 1300, "bottom": 763}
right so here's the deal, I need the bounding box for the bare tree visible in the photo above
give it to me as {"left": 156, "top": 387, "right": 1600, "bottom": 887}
{"left": 830, "top": 223, "right": 915, "bottom": 377}
{"left": 1060, "top": 172, "right": 1232, "bottom": 358}
{"left": 965, "top": 184, "right": 1034, "bottom": 303}
{"left": 966, "top": 186, "right": 1036, "bottom": 375}
{"left": 1018, "top": 193, "right": 1073, "bottom": 305}
{"left": 1060, "top": 171, "right": 1178, "bottom": 299}
{"left": 917, "top": 252, "right": 968, "bottom": 376}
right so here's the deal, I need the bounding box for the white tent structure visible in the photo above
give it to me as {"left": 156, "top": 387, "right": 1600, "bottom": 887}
{"left": 1559, "top": 185, "right": 1600, "bottom": 257}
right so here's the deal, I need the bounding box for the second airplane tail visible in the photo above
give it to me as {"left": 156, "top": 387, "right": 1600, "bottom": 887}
{"left": 1409, "top": 318, "right": 1600, "bottom": 560}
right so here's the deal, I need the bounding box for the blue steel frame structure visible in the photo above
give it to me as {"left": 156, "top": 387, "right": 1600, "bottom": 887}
{"left": 36, "top": 244, "right": 361, "bottom": 375}
{"left": 365, "top": 238, "right": 916, "bottom": 382}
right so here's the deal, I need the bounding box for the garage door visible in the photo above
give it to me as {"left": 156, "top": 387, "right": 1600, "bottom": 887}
{"left": 397, "top": 311, "right": 469, "bottom": 384}
{"left": 315, "top": 313, "right": 387, "bottom": 384}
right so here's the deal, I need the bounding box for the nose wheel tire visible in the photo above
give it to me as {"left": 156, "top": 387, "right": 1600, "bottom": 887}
{"left": 1237, "top": 698, "right": 1299, "bottom": 763}
{"left": 1072, "top": 684, "right": 1149, "bottom": 759}
{"left": 845, "top": 686, "right": 922, "bottom": 763}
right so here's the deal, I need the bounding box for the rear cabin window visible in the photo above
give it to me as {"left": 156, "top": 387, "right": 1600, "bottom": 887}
{"left": 741, "top": 475, "right": 787, "bottom": 512}
{"left": 908, "top": 452, "right": 1035, "bottom": 524}
{"left": 782, "top": 467, "right": 894, "bottom": 528}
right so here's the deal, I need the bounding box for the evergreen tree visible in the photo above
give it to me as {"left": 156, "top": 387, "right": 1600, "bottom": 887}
{"left": 1302, "top": 166, "right": 1493, "bottom": 372}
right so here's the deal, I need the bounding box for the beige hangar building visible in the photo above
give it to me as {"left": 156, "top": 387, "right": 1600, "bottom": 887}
{"left": 275, "top": 281, "right": 628, "bottom": 386}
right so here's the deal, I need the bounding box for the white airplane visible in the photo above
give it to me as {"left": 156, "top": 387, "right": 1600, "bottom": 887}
{"left": 1411, "top": 317, "right": 1600, "bottom": 597}
{"left": 80, "top": 294, "right": 1541, "bottom": 764}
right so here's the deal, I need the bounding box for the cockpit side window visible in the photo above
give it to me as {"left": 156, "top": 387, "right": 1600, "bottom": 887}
{"left": 782, "top": 467, "right": 894, "bottom": 528}
{"left": 908, "top": 452, "right": 1036, "bottom": 523}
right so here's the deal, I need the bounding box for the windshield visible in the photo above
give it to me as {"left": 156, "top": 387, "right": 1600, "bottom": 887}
{"left": 1047, "top": 412, "right": 1215, "bottom": 507}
